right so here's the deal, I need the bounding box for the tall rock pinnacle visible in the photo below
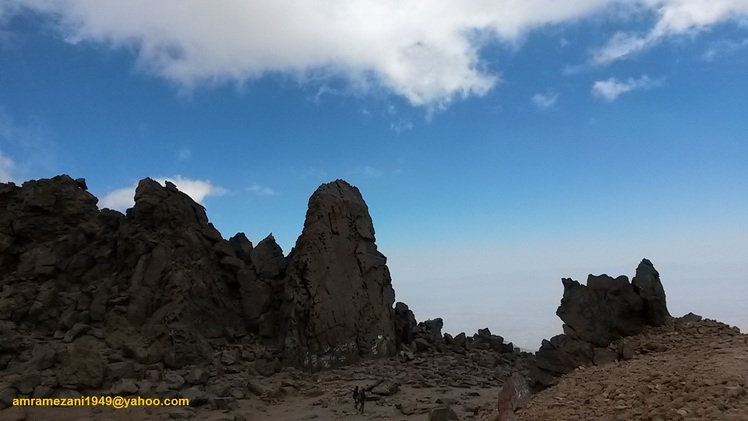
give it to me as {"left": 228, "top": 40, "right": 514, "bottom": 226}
{"left": 280, "top": 180, "right": 397, "bottom": 369}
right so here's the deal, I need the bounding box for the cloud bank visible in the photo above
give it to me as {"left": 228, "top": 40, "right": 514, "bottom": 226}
{"left": 100, "top": 176, "right": 226, "bottom": 212}
{"left": 5, "top": 1, "right": 748, "bottom": 107}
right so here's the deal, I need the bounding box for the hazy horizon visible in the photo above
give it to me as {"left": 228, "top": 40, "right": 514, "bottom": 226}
{"left": 387, "top": 261, "right": 748, "bottom": 350}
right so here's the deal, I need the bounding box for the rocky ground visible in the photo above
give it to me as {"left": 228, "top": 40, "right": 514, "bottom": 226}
{"left": 0, "top": 342, "right": 532, "bottom": 421}
{"left": 485, "top": 317, "right": 748, "bottom": 421}
{"left": 1, "top": 317, "right": 746, "bottom": 421}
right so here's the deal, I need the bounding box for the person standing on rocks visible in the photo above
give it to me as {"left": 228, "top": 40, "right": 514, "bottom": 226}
{"left": 358, "top": 385, "right": 366, "bottom": 413}
{"left": 353, "top": 386, "right": 360, "bottom": 410}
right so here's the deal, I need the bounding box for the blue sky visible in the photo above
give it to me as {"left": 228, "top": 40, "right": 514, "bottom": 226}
{"left": 1, "top": 1, "right": 747, "bottom": 348}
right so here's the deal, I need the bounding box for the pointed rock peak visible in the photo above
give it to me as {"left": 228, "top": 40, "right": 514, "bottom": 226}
{"left": 632, "top": 258, "right": 670, "bottom": 326}
{"left": 228, "top": 232, "right": 253, "bottom": 262}
{"left": 251, "top": 234, "right": 286, "bottom": 279}
{"left": 129, "top": 177, "right": 209, "bottom": 230}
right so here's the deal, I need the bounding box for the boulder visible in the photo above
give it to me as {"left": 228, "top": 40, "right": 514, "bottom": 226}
{"left": 428, "top": 406, "right": 459, "bottom": 421}
{"left": 497, "top": 373, "right": 531, "bottom": 420}
{"left": 371, "top": 380, "right": 400, "bottom": 396}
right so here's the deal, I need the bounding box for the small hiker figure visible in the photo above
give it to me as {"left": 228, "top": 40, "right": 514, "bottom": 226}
{"left": 357, "top": 385, "right": 366, "bottom": 413}
{"left": 353, "top": 386, "right": 360, "bottom": 411}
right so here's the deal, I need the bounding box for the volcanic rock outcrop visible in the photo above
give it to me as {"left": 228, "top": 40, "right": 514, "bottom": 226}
{"left": 279, "top": 180, "right": 397, "bottom": 369}
{"left": 0, "top": 175, "right": 415, "bottom": 406}
{"left": 530, "top": 259, "right": 671, "bottom": 390}
{"left": 0, "top": 174, "right": 537, "bottom": 412}
{"left": 0, "top": 176, "right": 249, "bottom": 372}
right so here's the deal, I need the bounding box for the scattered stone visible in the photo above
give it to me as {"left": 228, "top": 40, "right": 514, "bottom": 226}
{"left": 428, "top": 405, "right": 459, "bottom": 421}
{"left": 371, "top": 380, "right": 399, "bottom": 396}
{"left": 12, "top": 372, "right": 41, "bottom": 395}
{"left": 29, "top": 345, "right": 57, "bottom": 370}
{"left": 110, "top": 378, "right": 139, "bottom": 395}
{"left": 592, "top": 347, "right": 618, "bottom": 366}
{"left": 180, "top": 386, "right": 209, "bottom": 406}
{"left": 164, "top": 372, "right": 186, "bottom": 390}
{"left": 185, "top": 366, "right": 210, "bottom": 385}
{"left": 681, "top": 312, "right": 703, "bottom": 323}
{"left": 246, "top": 379, "right": 267, "bottom": 396}
{"left": 62, "top": 323, "right": 91, "bottom": 343}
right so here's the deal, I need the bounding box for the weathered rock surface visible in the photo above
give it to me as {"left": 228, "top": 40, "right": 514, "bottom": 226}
{"left": 280, "top": 180, "right": 397, "bottom": 369}
{"left": 394, "top": 301, "right": 418, "bottom": 346}
{"left": 530, "top": 259, "right": 672, "bottom": 390}
{"left": 632, "top": 258, "right": 671, "bottom": 326}
{"left": 496, "top": 373, "right": 531, "bottom": 421}
{"left": 557, "top": 275, "right": 646, "bottom": 346}
{"left": 0, "top": 175, "right": 417, "bottom": 401}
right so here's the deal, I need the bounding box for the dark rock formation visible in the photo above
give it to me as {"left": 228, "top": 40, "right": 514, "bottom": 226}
{"left": 0, "top": 174, "right": 532, "bottom": 409}
{"left": 394, "top": 302, "right": 417, "bottom": 346}
{"left": 279, "top": 180, "right": 397, "bottom": 369}
{"left": 632, "top": 258, "right": 670, "bottom": 326}
{"left": 238, "top": 234, "right": 287, "bottom": 339}
{"left": 557, "top": 275, "right": 645, "bottom": 347}
{"left": 0, "top": 176, "right": 248, "bottom": 371}
{"left": 530, "top": 260, "right": 671, "bottom": 390}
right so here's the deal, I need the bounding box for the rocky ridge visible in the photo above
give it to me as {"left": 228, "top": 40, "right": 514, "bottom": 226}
{"left": 0, "top": 175, "right": 533, "bottom": 416}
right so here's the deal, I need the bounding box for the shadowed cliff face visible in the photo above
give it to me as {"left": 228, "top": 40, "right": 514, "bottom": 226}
{"left": 0, "top": 176, "right": 249, "bottom": 370}
{"left": 0, "top": 175, "right": 399, "bottom": 380}
{"left": 530, "top": 259, "right": 671, "bottom": 390}
{"left": 280, "top": 180, "right": 397, "bottom": 369}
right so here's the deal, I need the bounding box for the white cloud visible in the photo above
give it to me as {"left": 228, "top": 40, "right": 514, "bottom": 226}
{"left": 593, "top": 0, "right": 748, "bottom": 64}
{"left": 0, "top": 111, "right": 56, "bottom": 180}
{"left": 389, "top": 120, "right": 414, "bottom": 134}
{"left": 247, "top": 183, "right": 278, "bottom": 196}
{"left": 162, "top": 176, "right": 227, "bottom": 202}
{"left": 177, "top": 147, "right": 191, "bottom": 161}
{"left": 591, "top": 75, "right": 661, "bottom": 101}
{"left": 99, "top": 186, "right": 135, "bottom": 211}
{"left": 0, "top": 0, "right": 629, "bottom": 109}
{"left": 99, "top": 176, "right": 226, "bottom": 212}
{"left": 531, "top": 92, "right": 559, "bottom": 110}
{"left": 6, "top": 1, "right": 747, "bottom": 106}
{"left": 593, "top": 31, "right": 654, "bottom": 64}
{"left": 354, "top": 166, "right": 383, "bottom": 177}
{"left": 702, "top": 37, "right": 748, "bottom": 61}
{"left": 0, "top": 152, "right": 17, "bottom": 183}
